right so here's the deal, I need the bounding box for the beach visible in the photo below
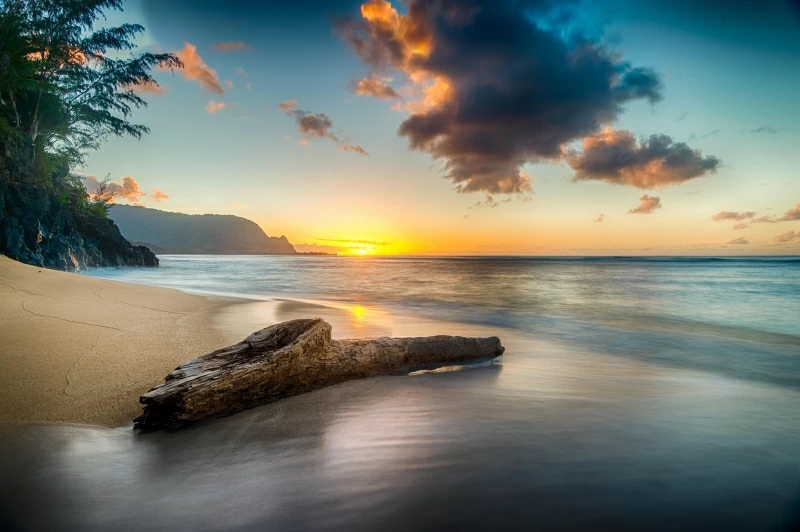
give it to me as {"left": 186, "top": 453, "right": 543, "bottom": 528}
{"left": 1, "top": 255, "right": 799, "bottom": 530}
{"left": 0, "top": 256, "right": 241, "bottom": 426}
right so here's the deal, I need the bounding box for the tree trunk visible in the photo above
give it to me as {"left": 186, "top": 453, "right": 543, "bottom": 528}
{"left": 134, "top": 318, "right": 505, "bottom": 430}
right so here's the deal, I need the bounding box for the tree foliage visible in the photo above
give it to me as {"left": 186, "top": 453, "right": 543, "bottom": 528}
{"left": 0, "top": 0, "right": 181, "bottom": 216}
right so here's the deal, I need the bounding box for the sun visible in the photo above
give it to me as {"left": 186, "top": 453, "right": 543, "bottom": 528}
{"left": 358, "top": 248, "right": 367, "bottom": 255}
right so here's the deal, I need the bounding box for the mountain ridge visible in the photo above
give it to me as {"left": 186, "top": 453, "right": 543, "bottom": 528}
{"left": 110, "top": 205, "right": 297, "bottom": 255}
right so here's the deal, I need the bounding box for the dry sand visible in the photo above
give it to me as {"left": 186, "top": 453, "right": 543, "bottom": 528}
{"left": 0, "top": 256, "right": 243, "bottom": 426}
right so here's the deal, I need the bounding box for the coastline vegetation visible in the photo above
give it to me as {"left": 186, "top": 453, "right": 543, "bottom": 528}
{"left": 0, "top": 0, "right": 179, "bottom": 218}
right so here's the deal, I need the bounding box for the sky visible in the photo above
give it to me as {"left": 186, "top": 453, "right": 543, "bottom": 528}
{"left": 82, "top": 0, "right": 800, "bottom": 255}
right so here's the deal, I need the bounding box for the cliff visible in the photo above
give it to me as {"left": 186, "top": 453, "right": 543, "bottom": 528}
{"left": 0, "top": 178, "right": 158, "bottom": 271}
{"left": 110, "top": 205, "right": 297, "bottom": 255}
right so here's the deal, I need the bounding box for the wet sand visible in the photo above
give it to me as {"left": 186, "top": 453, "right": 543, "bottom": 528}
{"left": 0, "top": 256, "right": 243, "bottom": 426}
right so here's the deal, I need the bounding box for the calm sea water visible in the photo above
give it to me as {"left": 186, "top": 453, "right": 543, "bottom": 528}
{"left": 2, "top": 255, "right": 800, "bottom": 531}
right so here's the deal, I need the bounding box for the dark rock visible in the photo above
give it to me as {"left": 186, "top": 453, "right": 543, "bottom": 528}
{"left": 0, "top": 178, "right": 158, "bottom": 271}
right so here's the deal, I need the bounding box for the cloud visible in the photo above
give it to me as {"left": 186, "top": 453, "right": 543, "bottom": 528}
{"left": 126, "top": 80, "right": 167, "bottom": 96}
{"left": 732, "top": 222, "right": 748, "bottom": 230}
{"left": 727, "top": 237, "right": 749, "bottom": 245}
{"left": 150, "top": 189, "right": 169, "bottom": 202}
{"left": 752, "top": 215, "right": 779, "bottom": 224}
{"left": 225, "top": 80, "right": 234, "bottom": 89}
{"left": 775, "top": 231, "right": 800, "bottom": 243}
{"left": 688, "top": 129, "right": 720, "bottom": 141}
{"left": 749, "top": 125, "right": 779, "bottom": 134}
{"left": 627, "top": 194, "right": 662, "bottom": 214}
{"left": 338, "top": 144, "right": 369, "bottom": 155}
{"left": 468, "top": 194, "right": 513, "bottom": 209}
{"left": 594, "top": 214, "right": 605, "bottom": 223}
{"left": 213, "top": 41, "right": 254, "bottom": 53}
{"left": 279, "top": 99, "right": 368, "bottom": 155}
{"left": 779, "top": 202, "right": 800, "bottom": 221}
{"left": 235, "top": 66, "right": 248, "bottom": 77}
{"left": 82, "top": 175, "right": 147, "bottom": 206}
{"left": 278, "top": 99, "right": 298, "bottom": 113}
{"left": 206, "top": 100, "right": 226, "bottom": 114}
{"left": 246, "top": 82, "right": 252, "bottom": 90}
{"left": 337, "top": 0, "right": 676, "bottom": 195}
{"left": 571, "top": 129, "right": 720, "bottom": 189}
{"left": 352, "top": 73, "right": 400, "bottom": 100}
{"left": 172, "top": 42, "right": 224, "bottom": 94}
{"left": 712, "top": 211, "right": 756, "bottom": 222}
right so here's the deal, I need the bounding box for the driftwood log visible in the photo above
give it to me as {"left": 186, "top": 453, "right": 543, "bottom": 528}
{"left": 134, "top": 318, "right": 504, "bottom": 430}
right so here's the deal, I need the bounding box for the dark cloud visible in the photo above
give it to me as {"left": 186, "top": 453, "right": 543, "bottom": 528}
{"left": 712, "top": 211, "right": 756, "bottom": 221}
{"left": 732, "top": 222, "right": 748, "bottom": 230}
{"left": 571, "top": 129, "right": 720, "bottom": 189}
{"left": 627, "top": 194, "right": 661, "bottom": 214}
{"left": 339, "top": 0, "right": 668, "bottom": 195}
{"left": 748, "top": 125, "right": 779, "bottom": 134}
{"left": 727, "top": 237, "right": 750, "bottom": 245}
{"left": 279, "top": 99, "right": 368, "bottom": 155}
{"left": 594, "top": 214, "right": 605, "bottom": 222}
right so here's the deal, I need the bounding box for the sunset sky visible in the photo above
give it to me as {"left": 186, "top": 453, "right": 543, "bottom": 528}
{"left": 83, "top": 0, "right": 800, "bottom": 255}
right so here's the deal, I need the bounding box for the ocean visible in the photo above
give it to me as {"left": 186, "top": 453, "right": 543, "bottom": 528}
{"left": 4, "top": 255, "right": 800, "bottom": 531}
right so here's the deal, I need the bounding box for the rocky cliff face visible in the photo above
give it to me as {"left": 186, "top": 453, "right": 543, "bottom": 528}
{"left": 0, "top": 178, "right": 158, "bottom": 271}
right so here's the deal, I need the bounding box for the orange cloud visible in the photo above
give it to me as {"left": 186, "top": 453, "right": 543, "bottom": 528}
{"left": 712, "top": 211, "right": 756, "bottom": 221}
{"left": 752, "top": 215, "right": 779, "bottom": 224}
{"left": 571, "top": 129, "right": 720, "bottom": 189}
{"left": 213, "top": 41, "right": 254, "bottom": 53}
{"left": 82, "top": 175, "right": 146, "bottom": 206}
{"left": 594, "top": 214, "right": 605, "bottom": 223}
{"left": 627, "top": 194, "right": 662, "bottom": 214}
{"left": 172, "top": 43, "right": 224, "bottom": 94}
{"left": 775, "top": 231, "right": 799, "bottom": 243}
{"left": 352, "top": 74, "right": 400, "bottom": 100}
{"left": 338, "top": 144, "right": 369, "bottom": 156}
{"left": 279, "top": 99, "right": 298, "bottom": 113}
{"left": 151, "top": 189, "right": 169, "bottom": 202}
{"left": 206, "top": 100, "right": 226, "bottom": 114}
{"left": 779, "top": 202, "right": 800, "bottom": 221}
{"left": 732, "top": 222, "right": 749, "bottom": 230}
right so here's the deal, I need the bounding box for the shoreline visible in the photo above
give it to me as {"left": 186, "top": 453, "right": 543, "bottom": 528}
{"left": 0, "top": 256, "right": 246, "bottom": 427}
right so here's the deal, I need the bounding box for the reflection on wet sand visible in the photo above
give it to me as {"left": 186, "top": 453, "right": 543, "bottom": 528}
{"left": 1, "top": 319, "right": 799, "bottom": 531}
{"left": 214, "top": 298, "right": 395, "bottom": 340}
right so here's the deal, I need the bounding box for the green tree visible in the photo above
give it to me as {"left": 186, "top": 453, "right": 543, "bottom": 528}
{"left": 0, "top": 0, "right": 181, "bottom": 172}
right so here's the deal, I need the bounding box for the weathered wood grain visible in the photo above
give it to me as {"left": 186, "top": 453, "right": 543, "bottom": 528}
{"left": 134, "top": 318, "right": 504, "bottom": 430}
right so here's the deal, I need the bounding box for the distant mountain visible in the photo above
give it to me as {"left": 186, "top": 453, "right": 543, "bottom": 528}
{"left": 109, "top": 205, "right": 297, "bottom": 255}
